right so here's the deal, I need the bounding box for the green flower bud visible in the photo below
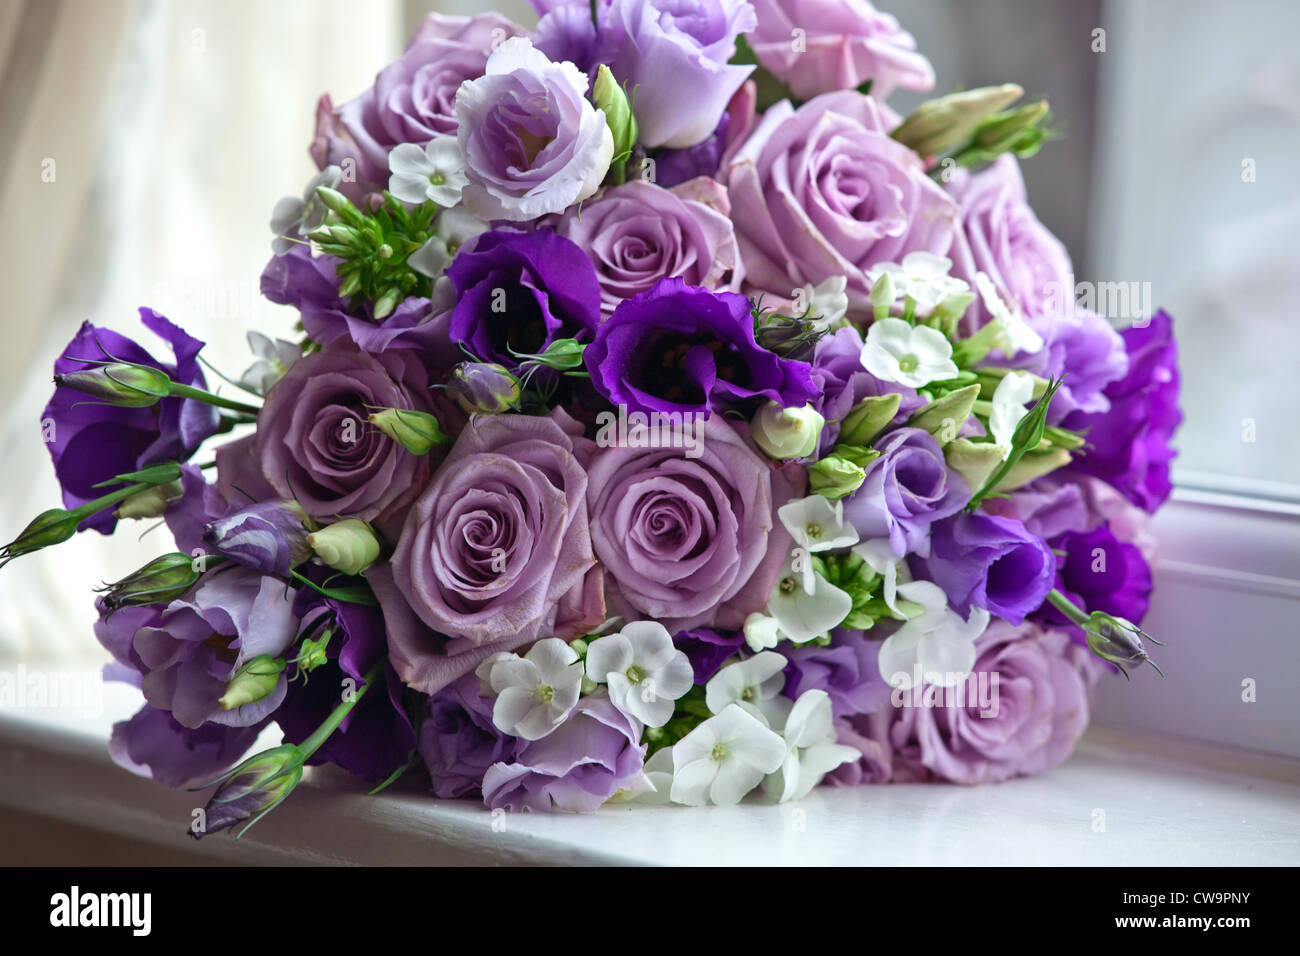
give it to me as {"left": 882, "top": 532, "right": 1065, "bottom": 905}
{"left": 54, "top": 362, "right": 171, "bottom": 407}
{"left": 99, "top": 552, "right": 203, "bottom": 612}
{"left": 869, "top": 272, "right": 896, "bottom": 321}
{"left": 368, "top": 407, "right": 450, "bottom": 455}
{"left": 372, "top": 287, "right": 402, "bottom": 320}
{"left": 990, "top": 446, "right": 1071, "bottom": 493}
{"left": 308, "top": 519, "right": 381, "bottom": 576}
{"left": 973, "top": 100, "right": 1050, "bottom": 154}
{"left": 0, "top": 508, "right": 81, "bottom": 566}
{"left": 1082, "top": 612, "right": 1164, "bottom": 679}
{"left": 114, "top": 480, "right": 183, "bottom": 520}
{"left": 891, "top": 84, "right": 1024, "bottom": 156}
{"left": 515, "top": 337, "right": 586, "bottom": 372}
{"left": 839, "top": 393, "right": 901, "bottom": 446}
{"left": 219, "top": 655, "right": 287, "bottom": 711}
{"left": 593, "top": 64, "right": 638, "bottom": 161}
{"left": 807, "top": 455, "right": 866, "bottom": 500}
{"left": 833, "top": 444, "right": 881, "bottom": 468}
{"left": 751, "top": 402, "right": 825, "bottom": 459}
{"left": 944, "top": 438, "right": 1004, "bottom": 493}
{"left": 448, "top": 362, "right": 522, "bottom": 414}
{"left": 908, "top": 384, "right": 980, "bottom": 445}
{"left": 193, "top": 743, "right": 304, "bottom": 839}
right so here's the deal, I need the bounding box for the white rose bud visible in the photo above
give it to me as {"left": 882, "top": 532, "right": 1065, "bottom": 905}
{"left": 307, "top": 519, "right": 381, "bottom": 577}
{"left": 751, "top": 402, "right": 825, "bottom": 460}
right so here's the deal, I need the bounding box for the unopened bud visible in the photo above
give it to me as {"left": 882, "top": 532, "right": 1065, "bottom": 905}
{"left": 219, "top": 655, "right": 286, "bottom": 711}
{"left": 448, "top": 362, "right": 521, "bottom": 414}
{"left": 98, "top": 552, "right": 202, "bottom": 612}
{"left": 54, "top": 363, "right": 171, "bottom": 407}
{"left": 892, "top": 84, "right": 1025, "bottom": 156}
{"left": 114, "top": 480, "right": 183, "bottom": 520}
{"left": 368, "top": 407, "right": 450, "bottom": 455}
{"left": 807, "top": 455, "right": 867, "bottom": 500}
{"left": 0, "top": 509, "right": 80, "bottom": 566}
{"left": 307, "top": 519, "right": 381, "bottom": 576}
{"left": 751, "top": 402, "right": 825, "bottom": 460}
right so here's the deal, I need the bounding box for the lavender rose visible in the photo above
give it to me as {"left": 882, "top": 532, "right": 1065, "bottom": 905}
{"left": 748, "top": 0, "right": 934, "bottom": 100}
{"left": 728, "top": 91, "right": 958, "bottom": 314}
{"left": 482, "top": 696, "right": 645, "bottom": 812}
{"left": 842, "top": 427, "right": 968, "bottom": 558}
{"left": 311, "top": 13, "right": 525, "bottom": 200}
{"left": 371, "top": 410, "right": 601, "bottom": 696}
{"left": 552, "top": 178, "right": 742, "bottom": 317}
{"left": 587, "top": 414, "right": 800, "bottom": 632}
{"left": 456, "top": 37, "right": 613, "bottom": 221}
{"left": 420, "top": 674, "right": 520, "bottom": 799}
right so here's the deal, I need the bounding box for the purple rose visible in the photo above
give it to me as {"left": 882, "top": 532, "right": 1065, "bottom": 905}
{"left": 552, "top": 179, "right": 742, "bottom": 317}
{"left": 445, "top": 228, "right": 602, "bottom": 372}
{"left": 456, "top": 38, "right": 613, "bottom": 221}
{"left": 603, "top": 0, "right": 757, "bottom": 149}
{"left": 1063, "top": 310, "right": 1181, "bottom": 512}
{"left": 890, "top": 621, "right": 1094, "bottom": 784}
{"left": 749, "top": 0, "right": 934, "bottom": 100}
{"left": 1036, "top": 522, "right": 1152, "bottom": 644}
{"left": 782, "top": 628, "right": 891, "bottom": 718}
{"left": 311, "top": 13, "right": 525, "bottom": 200}
{"left": 673, "top": 626, "right": 746, "bottom": 683}
{"left": 482, "top": 696, "right": 645, "bottom": 812}
{"left": 43, "top": 309, "right": 219, "bottom": 533}
{"left": 728, "top": 91, "right": 958, "bottom": 315}
{"left": 587, "top": 414, "right": 800, "bottom": 633}
{"left": 842, "top": 427, "right": 968, "bottom": 558}
{"left": 585, "top": 277, "right": 819, "bottom": 417}
{"left": 947, "top": 155, "right": 1074, "bottom": 333}
{"left": 371, "top": 410, "right": 600, "bottom": 696}
{"left": 911, "top": 512, "right": 1056, "bottom": 624}
{"left": 129, "top": 570, "right": 299, "bottom": 730}
{"left": 109, "top": 705, "right": 265, "bottom": 789}
{"left": 420, "top": 674, "right": 520, "bottom": 798}
{"left": 242, "top": 345, "right": 439, "bottom": 528}
{"left": 809, "top": 325, "right": 923, "bottom": 454}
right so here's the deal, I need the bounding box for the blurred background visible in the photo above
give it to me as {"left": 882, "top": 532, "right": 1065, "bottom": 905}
{"left": 0, "top": 0, "right": 1296, "bottom": 755}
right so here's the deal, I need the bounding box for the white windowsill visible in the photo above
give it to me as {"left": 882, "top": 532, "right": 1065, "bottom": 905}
{"left": 1, "top": 685, "right": 1297, "bottom": 866}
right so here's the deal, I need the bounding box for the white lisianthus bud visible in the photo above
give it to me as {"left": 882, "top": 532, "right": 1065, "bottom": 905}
{"left": 114, "top": 480, "right": 183, "bottom": 520}
{"left": 751, "top": 402, "right": 825, "bottom": 460}
{"left": 307, "top": 519, "right": 381, "bottom": 576}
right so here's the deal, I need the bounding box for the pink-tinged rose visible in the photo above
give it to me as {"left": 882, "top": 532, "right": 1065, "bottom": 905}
{"left": 748, "top": 0, "right": 935, "bottom": 100}
{"left": 727, "top": 91, "right": 958, "bottom": 316}
{"left": 311, "top": 13, "right": 525, "bottom": 201}
{"left": 553, "top": 177, "right": 743, "bottom": 317}
{"left": 371, "top": 410, "right": 600, "bottom": 696}
{"left": 587, "top": 415, "right": 802, "bottom": 633}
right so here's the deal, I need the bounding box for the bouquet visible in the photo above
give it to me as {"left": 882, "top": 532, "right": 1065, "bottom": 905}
{"left": 4, "top": 0, "right": 1180, "bottom": 834}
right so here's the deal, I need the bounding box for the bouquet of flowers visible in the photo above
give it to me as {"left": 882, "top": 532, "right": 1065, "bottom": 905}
{"left": 4, "top": 0, "right": 1180, "bottom": 834}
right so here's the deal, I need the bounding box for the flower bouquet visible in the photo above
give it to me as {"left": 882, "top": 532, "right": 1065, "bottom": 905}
{"left": 5, "top": 0, "right": 1180, "bottom": 834}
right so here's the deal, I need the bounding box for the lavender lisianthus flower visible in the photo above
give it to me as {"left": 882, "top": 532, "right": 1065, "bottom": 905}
{"left": 673, "top": 626, "right": 746, "bottom": 684}
{"left": 826, "top": 710, "right": 895, "bottom": 785}
{"left": 1036, "top": 522, "right": 1152, "bottom": 645}
{"left": 584, "top": 277, "right": 819, "bottom": 417}
{"left": 370, "top": 410, "right": 602, "bottom": 696}
{"left": 748, "top": 0, "right": 935, "bottom": 100}
{"left": 842, "top": 427, "right": 968, "bottom": 558}
{"left": 310, "top": 13, "right": 526, "bottom": 200}
{"left": 910, "top": 512, "right": 1056, "bottom": 624}
{"left": 603, "top": 0, "right": 757, "bottom": 149}
{"left": 482, "top": 696, "right": 645, "bottom": 812}
{"left": 552, "top": 178, "right": 742, "bottom": 318}
{"left": 809, "top": 326, "right": 923, "bottom": 455}
{"left": 782, "top": 628, "right": 891, "bottom": 719}
{"left": 728, "top": 91, "right": 958, "bottom": 315}
{"left": 43, "top": 309, "right": 219, "bottom": 533}
{"left": 202, "top": 500, "right": 310, "bottom": 577}
{"left": 109, "top": 705, "right": 265, "bottom": 789}
{"left": 419, "top": 673, "right": 519, "bottom": 799}
{"left": 445, "top": 229, "right": 601, "bottom": 371}
{"left": 654, "top": 113, "right": 730, "bottom": 187}
{"left": 456, "top": 37, "right": 613, "bottom": 221}
{"left": 532, "top": 2, "right": 605, "bottom": 76}
{"left": 1030, "top": 304, "right": 1129, "bottom": 422}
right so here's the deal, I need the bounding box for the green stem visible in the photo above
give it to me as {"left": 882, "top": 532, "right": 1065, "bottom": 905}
{"left": 1047, "top": 589, "right": 1091, "bottom": 626}
{"left": 168, "top": 382, "right": 262, "bottom": 416}
{"left": 297, "top": 659, "right": 385, "bottom": 760}
{"left": 70, "top": 481, "right": 152, "bottom": 521}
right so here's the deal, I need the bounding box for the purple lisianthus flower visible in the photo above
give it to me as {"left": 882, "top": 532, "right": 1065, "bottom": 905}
{"left": 310, "top": 13, "right": 526, "bottom": 200}
{"left": 201, "top": 500, "right": 310, "bottom": 576}
{"left": 445, "top": 228, "right": 602, "bottom": 372}
{"left": 827, "top": 710, "right": 895, "bottom": 785}
{"left": 129, "top": 569, "right": 299, "bottom": 730}
{"left": 911, "top": 512, "right": 1056, "bottom": 624}
{"left": 109, "top": 705, "right": 265, "bottom": 789}
{"left": 456, "top": 37, "right": 613, "bottom": 221}
{"left": 603, "top": 0, "right": 757, "bottom": 149}
{"left": 585, "top": 277, "right": 819, "bottom": 417}
{"left": 782, "top": 628, "right": 891, "bottom": 719}
{"left": 276, "top": 590, "right": 417, "bottom": 783}
{"left": 842, "top": 427, "right": 968, "bottom": 558}
{"left": 532, "top": 2, "right": 605, "bottom": 76}
{"left": 43, "top": 309, "right": 220, "bottom": 533}
{"left": 1036, "top": 522, "right": 1152, "bottom": 644}
{"left": 889, "top": 621, "right": 1094, "bottom": 784}
{"left": 237, "top": 345, "right": 440, "bottom": 529}
{"left": 586, "top": 414, "right": 801, "bottom": 633}
{"left": 654, "top": 113, "right": 729, "bottom": 187}
{"left": 810, "top": 326, "right": 923, "bottom": 455}
{"left": 552, "top": 179, "right": 742, "bottom": 318}
{"left": 1063, "top": 310, "right": 1182, "bottom": 512}
{"left": 727, "top": 91, "right": 958, "bottom": 316}
{"left": 1029, "top": 305, "right": 1129, "bottom": 422}
{"left": 419, "top": 673, "right": 519, "bottom": 799}
{"left": 482, "top": 696, "right": 645, "bottom": 812}
{"left": 370, "top": 410, "right": 601, "bottom": 696}
{"left": 749, "top": 0, "right": 934, "bottom": 100}
{"left": 673, "top": 626, "right": 746, "bottom": 683}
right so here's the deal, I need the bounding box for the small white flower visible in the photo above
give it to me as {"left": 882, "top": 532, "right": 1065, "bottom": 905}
{"left": 584, "top": 620, "right": 693, "bottom": 728}
{"left": 239, "top": 331, "right": 301, "bottom": 396}
{"left": 408, "top": 206, "right": 489, "bottom": 278}
{"left": 477, "top": 638, "right": 583, "bottom": 740}
{"left": 797, "top": 275, "right": 849, "bottom": 330}
{"left": 670, "top": 704, "right": 788, "bottom": 806}
{"left": 388, "top": 136, "right": 469, "bottom": 207}
{"left": 868, "top": 252, "right": 970, "bottom": 317}
{"left": 989, "top": 370, "right": 1036, "bottom": 459}
{"left": 763, "top": 689, "right": 860, "bottom": 802}
{"left": 853, "top": 537, "right": 903, "bottom": 613}
{"left": 751, "top": 402, "right": 825, "bottom": 460}
{"left": 975, "top": 272, "right": 1045, "bottom": 357}
{"left": 270, "top": 165, "right": 342, "bottom": 255}
{"left": 611, "top": 746, "right": 676, "bottom": 805}
{"left": 877, "top": 581, "right": 989, "bottom": 689}
{"left": 742, "top": 612, "right": 782, "bottom": 652}
{"left": 779, "top": 496, "right": 859, "bottom": 555}
{"left": 704, "top": 651, "right": 788, "bottom": 723}
{"left": 861, "top": 317, "right": 959, "bottom": 388}
{"left": 767, "top": 551, "right": 853, "bottom": 644}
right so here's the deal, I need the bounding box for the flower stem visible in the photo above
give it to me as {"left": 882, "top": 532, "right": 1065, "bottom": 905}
{"left": 168, "top": 382, "right": 262, "bottom": 415}
{"left": 296, "top": 659, "right": 385, "bottom": 760}
{"left": 1047, "top": 588, "right": 1091, "bottom": 626}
